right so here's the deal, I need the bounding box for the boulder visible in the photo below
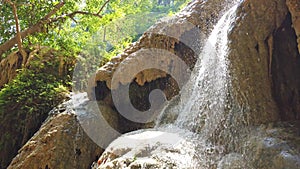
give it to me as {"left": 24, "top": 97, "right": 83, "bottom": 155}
{"left": 7, "top": 108, "right": 103, "bottom": 169}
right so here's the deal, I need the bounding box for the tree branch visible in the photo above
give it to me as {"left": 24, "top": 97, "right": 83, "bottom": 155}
{"left": 0, "top": 1, "right": 65, "bottom": 57}
{"left": 50, "top": 0, "right": 111, "bottom": 23}
{"left": 97, "top": 0, "right": 111, "bottom": 15}
{"left": 4, "top": 0, "right": 27, "bottom": 65}
{"left": 49, "top": 10, "right": 103, "bottom": 23}
{"left": 0, "top": 0, "right": 111, "bottom": 57}
{"left": 69, "top": 11, "right": 103, "bottom": 18}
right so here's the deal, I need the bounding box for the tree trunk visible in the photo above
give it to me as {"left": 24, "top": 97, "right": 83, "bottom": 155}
{"left": 0, "top": 2, "right": 65, "bottom": 58}
{"left": 6, "top": 0, "right": 28, "bottom": 65}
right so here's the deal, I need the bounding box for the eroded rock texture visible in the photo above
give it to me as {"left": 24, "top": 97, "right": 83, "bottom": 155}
{"left": 95, "top": 0, "right": 300, "bottom": 168}
{"left": 88, "top": 0, "right": 240, "bottom": 135}
{"left": 0, "top": 47, "right": 75, "bottom": 169}
{"left": 286, "top": 0, "right": 300, "bottom": 53}
{"left": 0, "top": 46, "right": 71, "bottom": 89}
{"left": 7, "top": 110, "right": 103, "bottom": 169}
{"left": 6, "top": 0, "right": 300, "bottom": 168}
{"left": 0, "top": 51, "right": 22, "bottom": 88}
{"left": 90, "top": 0, "right": 239, "bottom": 91}
{"left": 227, "top": 0, "right": 300, "bottom": 124}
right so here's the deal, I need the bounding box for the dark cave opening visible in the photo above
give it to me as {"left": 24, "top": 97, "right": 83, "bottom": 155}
{"left": 272, "top": 12, "right": 300, "bottom": 121}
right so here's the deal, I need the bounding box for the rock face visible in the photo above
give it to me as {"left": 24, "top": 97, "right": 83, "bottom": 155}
{"left": 0, "top": 51, "right": 22, "bottom": 88}
{"left": 6, "top": 0, "right": 300, "bottom": 168}
{"left": 286, "top": 0, "right": 300, "bottom": 53}
{"left": 0, "top": 46, "right": 71, "bottom": 89}
{"left": 240, "top": 122, "right": 300, "bottom": 169}
{"left": 7, "top": 107, "right": 103, "bottom": 169}
{"left": 90, "top": 0, "right": 237, "bottom": 93}
{"left": 227, "top": 0, "right": 287, "bottom": 126}
{"left": 95, "top": 0, "right": 300, "bottom": 168}
{"left": 0, "top": 47, "right": 74, "bottom": 169}
{"left": 88, "top": 0, "right": 240, "bottom": 138}
{"left": 95, "top": 122, "right": 300, "bottom": 169}
{"left": 227, "top": 0, "right": 300, "bottom": 124}
{"left": 96, "top": 130, "right": 199, "bottom": 169}
{"left": 227, "top": 0, "right": 300, "bottom": 126}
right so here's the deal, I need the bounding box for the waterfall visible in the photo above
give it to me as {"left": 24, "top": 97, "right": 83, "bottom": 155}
{"left": 157, "top": 5, "right": 238, "bottom": 137}
{"left": 156, "top": 4, "right": 239, "bottom": 167}
{"left": 95, "top": 4, "right": 242, "bottom": 169}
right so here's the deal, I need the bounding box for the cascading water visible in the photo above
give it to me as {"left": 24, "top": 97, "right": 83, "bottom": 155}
{"left": 94, "top": 4, "right": 242, "bottom": 169}
{"left": 161, "top": 4, "right": 238, "bottom": 135}
{"left": 69, "top": 0, "right": 300, "bottom": 168}
{"left": 5, "top": 0, "right": 300, "bottom": 168}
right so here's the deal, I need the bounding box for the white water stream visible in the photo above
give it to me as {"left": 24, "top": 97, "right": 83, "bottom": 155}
{"left": 94, "top": 4, "right": 241, "bottom": 169}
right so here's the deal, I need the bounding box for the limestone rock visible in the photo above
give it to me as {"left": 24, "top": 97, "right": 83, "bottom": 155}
{"left": 227, "top": 0, "right": 289, "bottom": 125}
{"left": 0, "top": 46, "right": 75, "bottom": 169}
{"left": 286, "top": 0, "right": 300, "bottom": 53}
{"left": 7, "top": 112, "right": 103, "bottom": 169}
{"left": 217, "top": 153, "right": 250, "bottom": 169}
{"left": 242, "top": 122, "right": 300, "bottom": 169}
{"left": 89, "top": 0, "right": 240, "bottom": 99}
{"left": 6, "top": 0, "right": 300, "bottom": 168}
{"left": 96, "top": 122, "right": 300, "bottom": 169}
{"left": 88, "top": 0, "right": 243, "bottom": 139}
{"left": 95, "top": 130, "right": 200, "bottom": 169}
{"left": 6, "top": 92, "right": 124, "bottom": 169}
{"left": 0, "top": 46, "right": 72, "bottom": 89}
{"left": 95, "top": 0, "right": 300, "bottom": 168}
{"left": 0, "top": 51, "right": 22, "bottom": 88}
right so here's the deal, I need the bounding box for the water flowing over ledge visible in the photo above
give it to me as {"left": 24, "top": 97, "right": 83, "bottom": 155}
{"left": 6, "top": 0, "right": 300, "bottom": 168}
{"left": 96, "top": 4, "right": 240, "bottom": 168}
{"left": 93, "top": 0, "right": 300, "bottom": 168}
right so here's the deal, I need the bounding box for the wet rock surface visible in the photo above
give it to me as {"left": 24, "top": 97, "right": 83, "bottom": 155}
{"left": 228, "top": 0, "right": 300, "bottom": 123}
{"left": 227, "top": 0, "right": 288, "bottom": 125}
{"left": 95, "top": 129, "right": 200, "bottom": 169}
{"left": 5, "top": 0, "right": 300, "bottom": 168}
{"left": 88, "top": 0, "right": 242, "bottom": 147}
{"left": 95, "top": 0, "right": 300, "bottom": 168}
{"left": 95, "top": 122, "right": 300, "bottom": 169}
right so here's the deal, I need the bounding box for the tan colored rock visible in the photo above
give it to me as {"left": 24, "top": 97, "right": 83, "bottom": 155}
{"left": 0, "top": 46, "right": 77, "bottom": 169}
{"left": 227, "top": 0, "right": 289, "bottom": 124}
{"left": 286, "top": 0, "right": 300, "bottom": 53}
{"left": 89, "top": 0, "right": 239, "bottom": 98}
{"left": 0, "top": 46, "right": 70, "bottom": 88}
{"left": 0, "top": 51, "right": 21, "bottom": 88}
{"left": 95, "top": 0, "right": 300, "bottom": 168}
{"left": 96, "top": 122, "right": 300, "bottom": 169}
{"left": 7, "top": 112, "right": 103, "bottom": 169}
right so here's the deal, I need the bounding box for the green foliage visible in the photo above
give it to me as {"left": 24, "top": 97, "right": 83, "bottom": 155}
{"left": 0, "top": 0, "right": 190, "bottom": 59}
{"left": 0, "top": 46, "right": 75, "bottom": 168}
{"left": 82, "top": 0, "right": 190, "bottom": 63}
{"left": 70, "top": 0, "right": 190, "bottom": 91}
{"left": 0, "top": 70, "right": 67, "bottom": 115}
{"left": 0, "top": 1, "right": 191, "bottom": 167}
{"left": 0, "top": 0, "right": 191, "bottom": 104}
{"left": 0, "top": 68, "right": 68, "bottom": 168}
{"left": 0, "top": 0, "right": 78, "bottom": 53}
{"left": 0, "top": 46, "right": 73, "bottom": 166}
{"left": 0, "top": 48, "right": 70, "bottom": 117}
